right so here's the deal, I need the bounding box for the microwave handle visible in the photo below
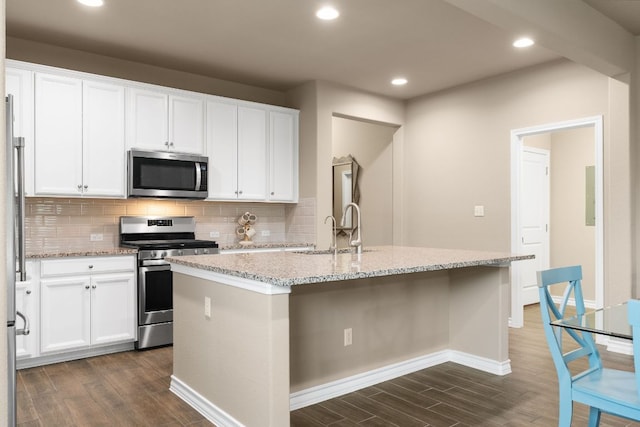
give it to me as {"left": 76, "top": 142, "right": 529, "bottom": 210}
{"left": 195, "top": 162, "right": 202, "bottom": 191}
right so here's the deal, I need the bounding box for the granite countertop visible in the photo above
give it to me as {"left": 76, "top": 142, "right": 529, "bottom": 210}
{"left": 219, "top": 242, "right": 314, "bottom": 251}
{"left": 26, "top": 247, "right": 138, "bottom": 259}
{"left": 167, "top": 246, "right": 534, "bottom": 287}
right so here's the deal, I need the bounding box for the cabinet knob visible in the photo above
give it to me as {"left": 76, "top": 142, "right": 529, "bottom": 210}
{"left": 238, "top": 190, "right": 243, "bottom": 195}
{"left": 85, "top": 285, "right": 90, "bottom": 289}
{"left": 25, "top": 290, "right": 31, "bottom": 295}
{"left": 92, "top": 285, "right": 97, "bottom": 289}
{"left": 271, "top": 192, "right": 275, "bottom": 196}
{"left": 88, "top": 265, "right": 94, "bottom": 269}
{"left": 77, "top": 185, "right": 82, "bottom": 192}
{"left": 83, "top": 185, "right": 88, "bottom": 190}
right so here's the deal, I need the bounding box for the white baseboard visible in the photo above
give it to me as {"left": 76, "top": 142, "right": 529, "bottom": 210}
{"left": 171, "top": 350, "right": 512, "bottom": 423}
{"left": 290, "top": 349, "right": 510, "bottom": 410}
{"left": 170, "top": 375, "right": 243, "bottom": 427}
{"left": 603, "top": 336, "right": 634, "bottom": 355}
{"left": 16, "top": 341, "right": 135, "bottom": 369}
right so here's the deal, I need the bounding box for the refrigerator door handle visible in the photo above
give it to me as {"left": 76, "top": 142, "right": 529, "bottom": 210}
{"left": 15, "top": 310, "right": 30, "bottom": 336}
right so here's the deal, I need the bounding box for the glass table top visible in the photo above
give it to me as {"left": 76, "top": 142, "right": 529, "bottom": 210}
{"left": 551, "top": 302, "right": 631, "bottom": 340}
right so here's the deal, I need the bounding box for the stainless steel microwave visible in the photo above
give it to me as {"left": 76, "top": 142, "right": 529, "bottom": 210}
{"left": 128, "top": 149, "right": 208, "bottom": 199}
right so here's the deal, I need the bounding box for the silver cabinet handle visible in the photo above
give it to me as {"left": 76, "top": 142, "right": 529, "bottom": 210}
{"left": 25, "top": 290, "right": 31, "bottom": 295}
{"left": 85, "top": 285, "right": 90, "bottom": 289}
{"left": 16, "top": 311, "right": 29, "bottom": 336}
{"left": 92, "top": 285, "right": 96, "bottom": 289}
{"left": 88, "top": 265, "right": 94, "bottom": 269}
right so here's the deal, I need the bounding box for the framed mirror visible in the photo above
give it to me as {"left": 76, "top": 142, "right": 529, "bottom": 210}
{"left": 332, "top": 155, "right": 360, "bottom": 231}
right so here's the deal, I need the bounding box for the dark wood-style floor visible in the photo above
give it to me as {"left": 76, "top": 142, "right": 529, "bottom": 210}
{"left": 16, "top": 305, "right": 640, "bottom": 426}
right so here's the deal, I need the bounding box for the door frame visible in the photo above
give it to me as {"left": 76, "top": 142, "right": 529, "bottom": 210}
{"left": 510, "top": 116, "right": 603, "bottom": 328}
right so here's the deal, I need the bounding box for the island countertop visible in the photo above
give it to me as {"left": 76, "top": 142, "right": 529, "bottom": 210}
{"left": 166, "top": 245, "right": 533, "bottom": 287}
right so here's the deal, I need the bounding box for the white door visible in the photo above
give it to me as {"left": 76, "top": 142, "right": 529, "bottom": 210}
{"left": 83, "top": 80, "right": 126, "bottom": 197}
{"left": 269, "top": 111, "right": 298, "bottom": 202}
{"left": 40, "top": 276, "right": 91, "bottom": 353}
{"left": 34, "top": 73, "right": 83, "bottom": 195}
{"left": 519, "top": 147, "right": 550, "bottom": 305}
{"left": 206, "top": 101, "right": 239, "bottom": 199}
{"left": 6, "top": 67, "right": 35, "bottom": 195}
{"left": 169, "top": 95, "right": 205, "bottom": 154}
{"left": 237, "top": 106, "right": 267, "bottom": 200}
{"left": 91, "top": 273, "right": 136, "bottom": 345}
{"left": 126, "top": 87, "right": 169, "bottom": 151}
{"left": 15, "top": 279, "right": 36, "bottom": 359}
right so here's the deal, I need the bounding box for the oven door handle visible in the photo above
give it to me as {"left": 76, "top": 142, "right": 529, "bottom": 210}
{"left": 140, "top": 260, "right": 172, "bottom": 268}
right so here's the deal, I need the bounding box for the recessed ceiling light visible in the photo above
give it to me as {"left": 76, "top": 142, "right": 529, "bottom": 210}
{"left": 391, "top": 78, "right": 408, "bottom": 86}
{"left": 316, "top": 6, "right": 339, "bottom": 20}
{"left": 513, "top": 37, "right": 534, "bottom": 48}
{"left": 77, "top": 0, "right": 104, "bottom": 7}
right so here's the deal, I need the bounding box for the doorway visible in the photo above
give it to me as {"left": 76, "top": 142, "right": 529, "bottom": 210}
{"left": 510, "top": 116, "right": 603, "bottom": 328}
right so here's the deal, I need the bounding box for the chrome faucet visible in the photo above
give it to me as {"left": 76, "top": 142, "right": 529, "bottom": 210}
{"left": 341, "top": 202, "right": 362, "bottom": 254}
{"left": 324, "top": 215, "right": 337, "bottom": 255}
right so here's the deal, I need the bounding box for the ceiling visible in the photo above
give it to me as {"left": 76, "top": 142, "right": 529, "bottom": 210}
{"left": 5, "top": 0, "right": 638, "bottom": 100}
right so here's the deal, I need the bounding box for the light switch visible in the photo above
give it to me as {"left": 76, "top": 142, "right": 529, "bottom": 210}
{"left": 474, "top": 205, "right": 485, "bottom": 217}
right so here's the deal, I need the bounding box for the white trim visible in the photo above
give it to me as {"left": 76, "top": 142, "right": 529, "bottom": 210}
{"left": 170, "top": 263, "right": 291, "bottom": 295}
{"left": 510, "top": 116, "right": 604, "bottom": 328}
{"left": 170, "top": 376, "right": 243, "bottom": 427}
{"left": 16, "top": 341, "right": 134, "bottom": 369}
{"left": 550, "top": 295, "right": 597, "bottom": 310}
{"left": 604, "top": 337, "right": 634, "bottom": 355}
{"left": 290, "top": 349, "right": 510, "bottom": 409}
{"left": 170, "top": 350, "right": 511, "bottom": 420}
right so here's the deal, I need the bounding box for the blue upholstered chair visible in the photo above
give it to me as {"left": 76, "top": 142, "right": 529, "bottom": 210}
{"left": 538, "top": 266, "right": 640, "bottom": 426}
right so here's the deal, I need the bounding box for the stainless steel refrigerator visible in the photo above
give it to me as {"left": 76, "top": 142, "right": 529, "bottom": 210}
{"left": 6, "top": 94, "right": 29, "bottom": 427}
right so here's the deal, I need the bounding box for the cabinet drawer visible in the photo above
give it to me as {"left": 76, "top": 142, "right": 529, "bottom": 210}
{"left": 41, "top": 256, "right": 135, "bottom": 277}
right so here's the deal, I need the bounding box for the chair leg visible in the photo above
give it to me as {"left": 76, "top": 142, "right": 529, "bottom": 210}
{"left": 587, "top": 407, "right": 601, "bottom": 427}
{"left": 558, "top": 396, "right": 572, "bottom": 427}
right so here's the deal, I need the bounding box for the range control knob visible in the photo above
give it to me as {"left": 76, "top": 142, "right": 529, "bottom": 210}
{"left": 178, "top": 250, "right": 183, "bottom": 256}
{"left": 204, "top": 249, "right": 209, "bottom": 254}
{"left": 194, "top": 249, "right": 199, "bottom": 255}
{"left": 161, "top": 252, "right": 167, "bottom": 258}
{"left": 150, "top": 251, "right": 157, "bottom": 259}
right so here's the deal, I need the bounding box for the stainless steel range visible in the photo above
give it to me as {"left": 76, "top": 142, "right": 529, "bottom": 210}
{"left": 120, "top": 216, "right": 219, "bottom": 349}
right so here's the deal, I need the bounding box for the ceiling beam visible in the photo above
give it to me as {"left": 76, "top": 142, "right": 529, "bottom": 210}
{"left": 445, "top": 0, "right": 634, "bottom": 77}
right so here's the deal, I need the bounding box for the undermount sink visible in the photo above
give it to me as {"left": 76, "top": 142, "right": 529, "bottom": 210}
{"left": 294, "top": 248, "right": 374, "bottom": 255}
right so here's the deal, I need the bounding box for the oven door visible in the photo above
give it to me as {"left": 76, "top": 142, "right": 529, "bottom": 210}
{"left": 139, "top": 261, "right": 173, "bottom": 325}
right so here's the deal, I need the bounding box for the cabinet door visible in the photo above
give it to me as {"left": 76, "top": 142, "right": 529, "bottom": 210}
{"left": 83, "top": 80, "right": 126, "bottom": 197}
{"left": 40, "top": 276, "right": 91, "bottom": 353}
{"left": 237, "top": 106, "right": 267, "bottom": 200}
{"left": 126, "top": 87, "right": 169, "bottom": 151}
{"left": 91, "top": 273, "right": 135, "bottom": 345}
{"left": 170, "top": 95, "right": 204, "bottom": 154}
{"left": 206, "top": 101, "right": 239, "bottom": 199}
{"left": 34, "top": 73, "right": 83, "bottom": 196}
{"left": 15, "top": 279, "right": 37, "bottom": 359}
{"left": 6, "top": 67, "right": 35, "bottom": 196}
{"left": 269, "top": 111, "right": 298, "bottom": 202}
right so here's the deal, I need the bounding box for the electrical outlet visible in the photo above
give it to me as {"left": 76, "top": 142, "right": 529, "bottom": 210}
{"left": 474, "top": 205, "right": 485, "bottom": 217}
{"left": 209, "top": 231, "right": 220, "bottom": 238}
{"left": 204, "top": 296, "right": 211, "bottom": 318}
{"left": 261, "top": 230, "right": 271, "bottom": 237}
{"left": 90, "top": 233, "right": 103, "bottom": 241}
{"left": 344, "top": 328, "right": 353, "bottom": 346}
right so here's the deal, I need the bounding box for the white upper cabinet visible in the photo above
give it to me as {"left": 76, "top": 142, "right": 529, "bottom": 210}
{"left": 127, "top": 87, "right": 204, "bottom": 154}
{"left": 6, "top": 67, "right": 35, "bottom": 196}
{"left": 82, "top": 80, "right": 126, "bottom": 197}
{"left": 34, "top": 73, "right": 83, "bottom": 196}
{"left": 207, "top": 100, "right": 298, "bottom": 202}
{"left": 269, "top": 111, "right": 299, "bottom": 202}
{"left": 237, "top": 106, "right": 268, "bottom": 200}
{"left": 33, "top": 72, "right": 126, "bottom": 198}
{"left": 206, "top": 100, "right": 239, "bottom": 199}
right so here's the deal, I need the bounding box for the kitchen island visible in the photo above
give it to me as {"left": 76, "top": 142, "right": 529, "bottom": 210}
{"left": 167, "top": 246, "right": 532, "bottom": 427}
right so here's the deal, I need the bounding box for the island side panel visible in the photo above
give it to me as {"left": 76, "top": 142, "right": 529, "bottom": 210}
{"left": 448, "top": 266, "right": 510, "bottom": 366}
{"left": 172, "top": 272, "right": 290, "bottom": 427}
{"left": 289, "top": 271, "right": 450, "bottom": 392}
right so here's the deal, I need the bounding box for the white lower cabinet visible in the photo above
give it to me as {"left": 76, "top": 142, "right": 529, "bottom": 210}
{"left": 39, "top": 256, "right": 136, "bottom": 355}
{"left": 16, "top": 261, "right": 39, "bottom": 360}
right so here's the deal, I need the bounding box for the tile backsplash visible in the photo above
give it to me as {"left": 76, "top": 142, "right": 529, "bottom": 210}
{"left": 25, "top": 197, "right": 316, "bottom": 253}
